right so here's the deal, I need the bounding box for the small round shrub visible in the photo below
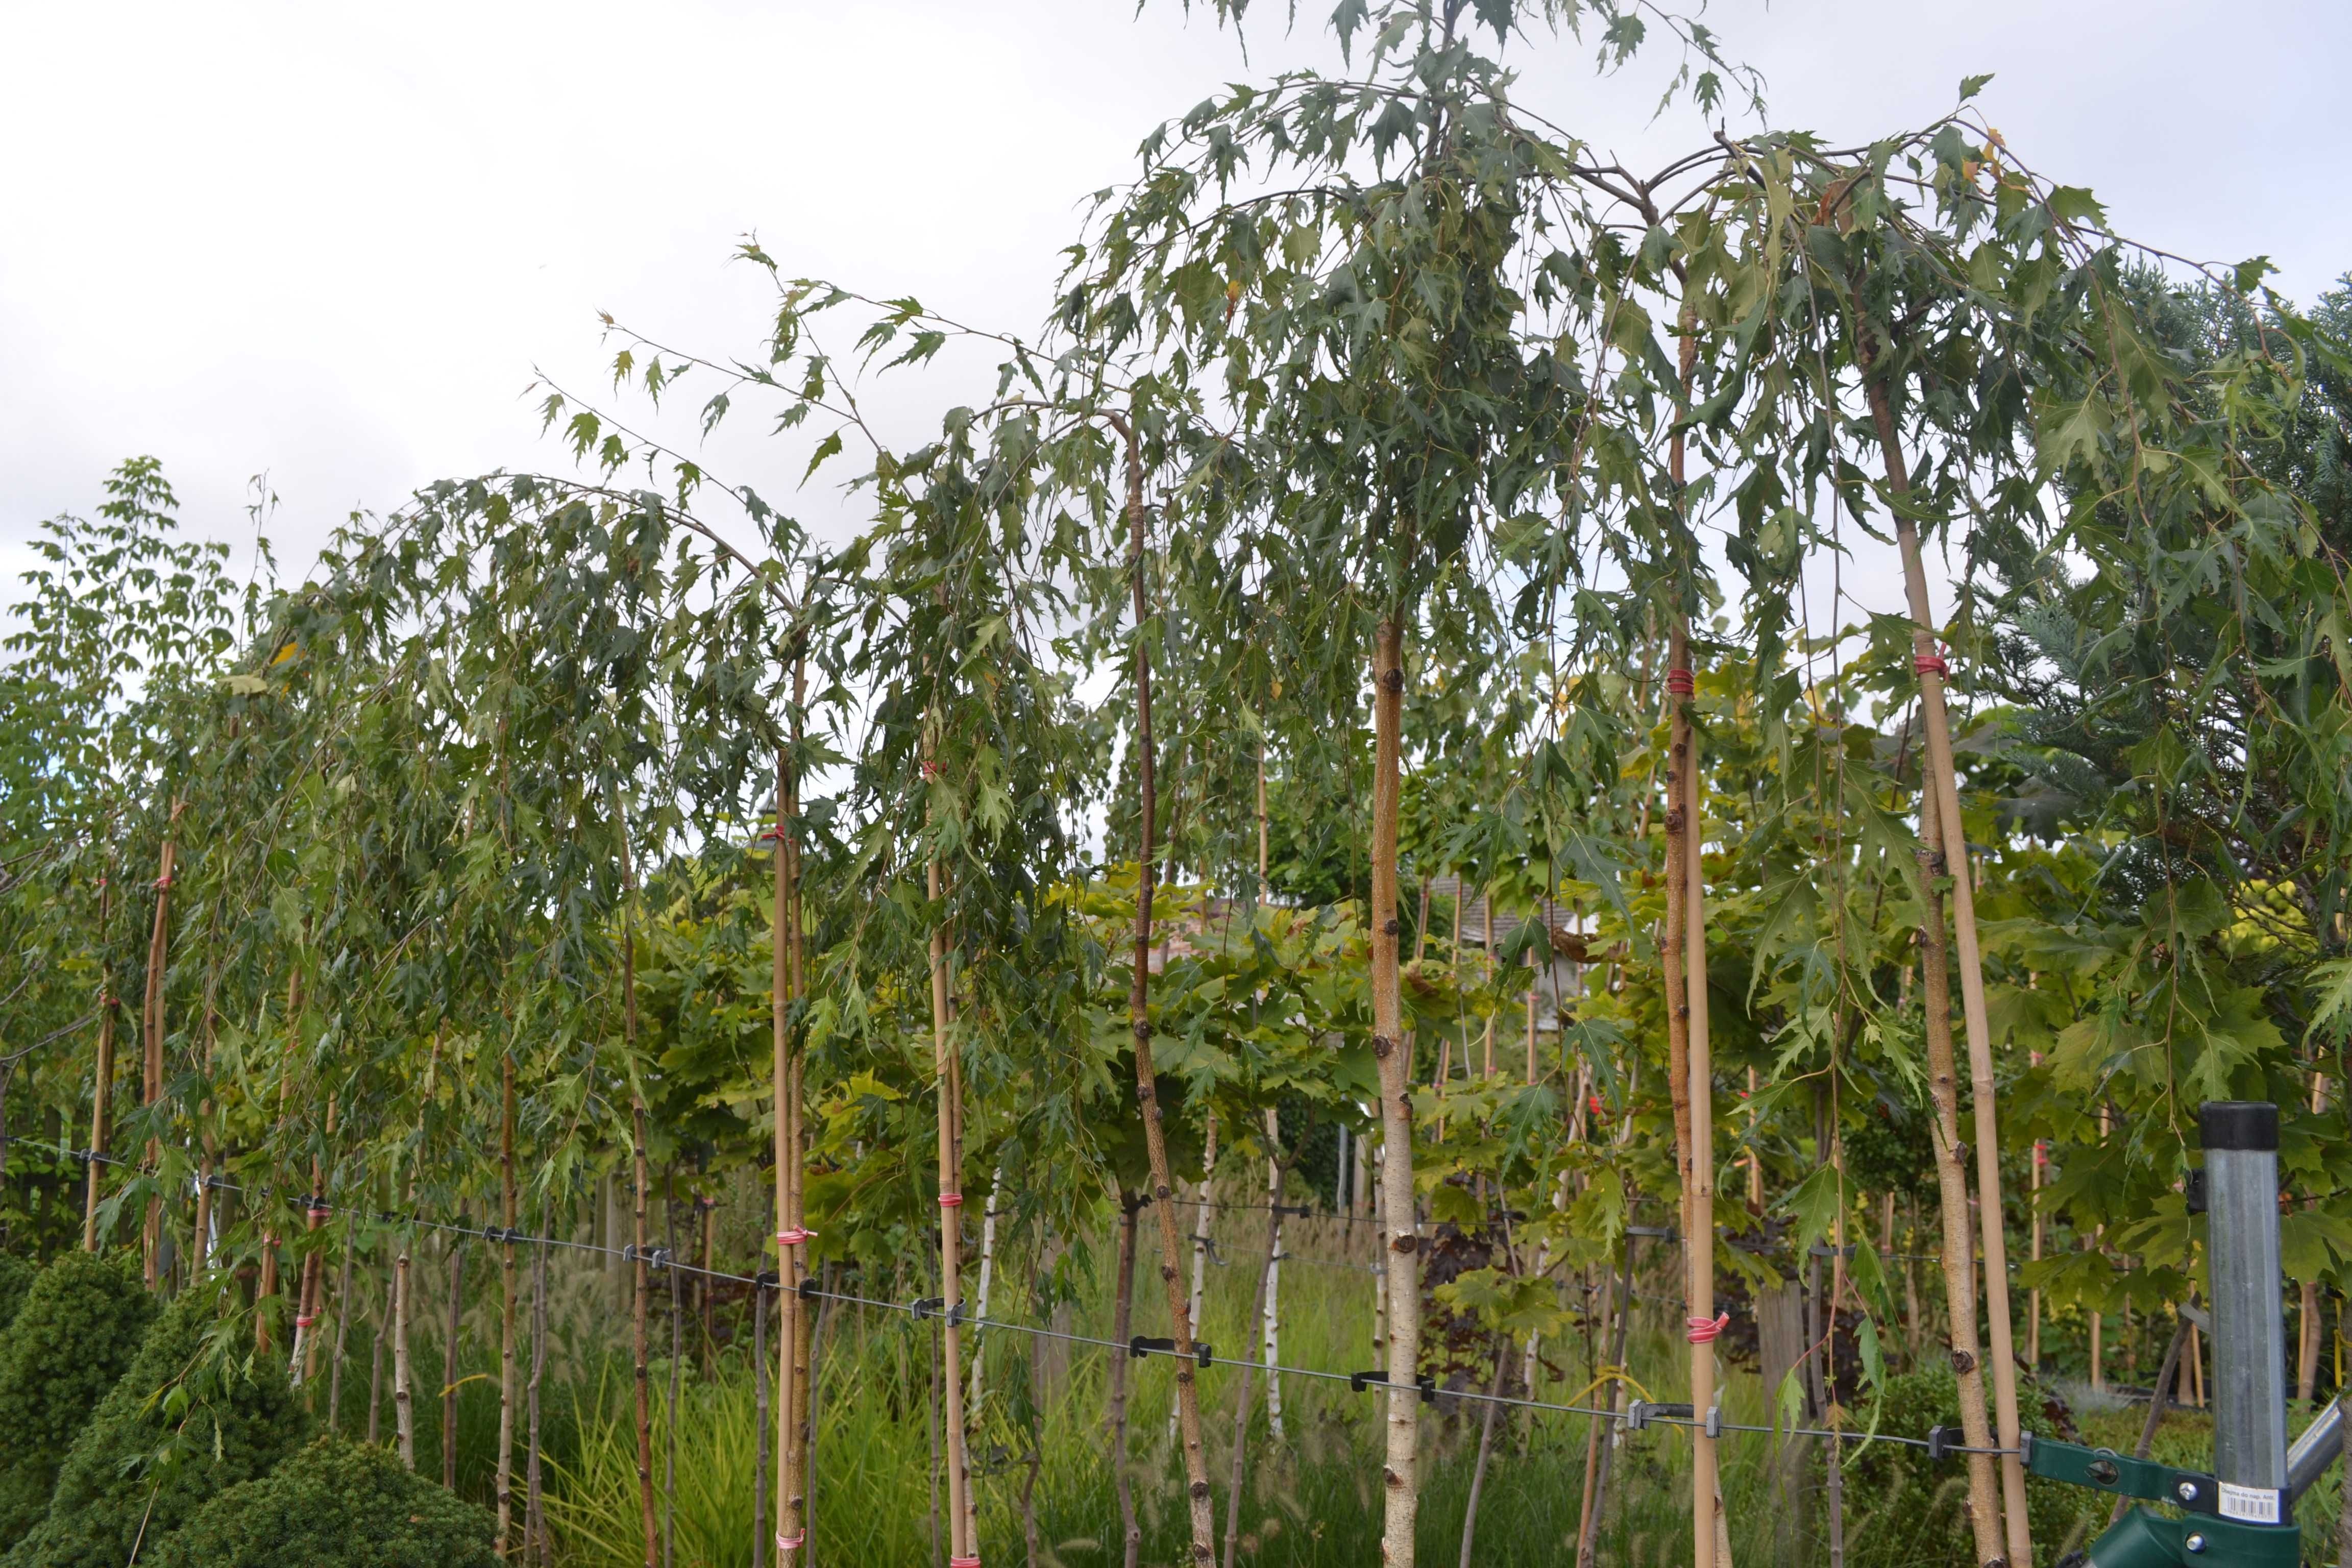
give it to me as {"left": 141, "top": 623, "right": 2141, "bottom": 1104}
{"left": 0, "top": 1252, "right": 156, "bottom": 1549}
{"left": 155, "top": 1435, "right": 498, "bottom": 1568}
{"left": 0, "top": 1252, "right": 37, "bottom": 1334}
{"left": 7, "top": 1284, "right": 310, "bottom": 1568}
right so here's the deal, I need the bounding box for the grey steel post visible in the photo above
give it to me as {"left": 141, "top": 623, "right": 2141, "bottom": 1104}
{"left": 2200, "top": 1099, "right": 2288, "bottom": 1518}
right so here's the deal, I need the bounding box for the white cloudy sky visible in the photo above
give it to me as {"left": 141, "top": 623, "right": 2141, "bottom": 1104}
{"left": 3, "top": 0, "right": 2344, "bottom": 620}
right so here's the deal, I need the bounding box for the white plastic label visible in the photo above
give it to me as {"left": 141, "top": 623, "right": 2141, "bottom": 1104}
{"left": 2217, "top": 1482, "right": 2281, "bottom": 1523}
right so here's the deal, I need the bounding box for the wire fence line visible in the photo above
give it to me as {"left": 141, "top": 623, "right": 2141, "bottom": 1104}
{"left": 19, "top": 1138, "right": 2024, "bottom": 1463}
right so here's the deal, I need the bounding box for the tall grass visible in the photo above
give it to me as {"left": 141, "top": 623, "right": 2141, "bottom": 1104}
{"left": 526, "top": 1216, "right": 1795, "bottom": 1566}
{"left": 311, "top": 1214, "right": 2317, "bottom": 1566}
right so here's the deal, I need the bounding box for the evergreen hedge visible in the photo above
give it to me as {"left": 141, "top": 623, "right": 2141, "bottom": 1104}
{"left": 0, "top": 1253, "right": 155, "bottom": 1550}
{"left": 5, "top": 1285, "right": 309, "bottom": 1568}
{"left": 155, "top": 1435, "right": 499, "bottom": 1568}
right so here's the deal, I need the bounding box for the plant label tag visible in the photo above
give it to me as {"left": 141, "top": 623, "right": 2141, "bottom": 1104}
{"left": 2218, "top": 1483, "right": 2281, "bottom": 1523}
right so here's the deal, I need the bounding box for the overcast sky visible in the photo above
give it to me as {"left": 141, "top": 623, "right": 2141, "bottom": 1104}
{"left": 4, "top": 0, "right": 2344, "bottom": 623}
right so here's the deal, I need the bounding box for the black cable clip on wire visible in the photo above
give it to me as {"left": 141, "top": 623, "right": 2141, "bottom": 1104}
{"left": 754, "top": 1269, "right": 781, "bottom": 1289}
{"left": 910, "top": 1296, "right": 967, "bottom": 1325}
{"left": 1350, "top": 1370, "right": 1437, "bottom": 1404}
{"left": 1625, "top": 1400, "right": 1695, "bottom": 1432}
{"left": 482, "top": 1225, "right": 526, "bottom": 1244}
{"left": 302, "top": 1195, "right": 333, "bottom": 1218}
{"left": 1129, "top": 1336, "right": 1214, "bottom": 1367}
{"left": 622, "top": 1244, "right": 673, "bottom": 1271}
{"left": 1925, "top": 1425, "right": 1962, "bottom": 1463}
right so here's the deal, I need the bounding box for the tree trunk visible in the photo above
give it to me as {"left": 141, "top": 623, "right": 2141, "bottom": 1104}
{"left": 444, "top": 1237, "right": 466, "bottom": 1491}
{"left": 928, "top": 843, "right": 977, "bottom": 1567}
{"left": 527, "top": 1228, "right": 548, "bottom": 1566}
{"left": 1174, "top": 1114, "right": 1218, "bottom": 1443}
{"left": 1263, "top": 1107, "right": 1286, "bottom": 1443}
{"left": 774, "top": 734, "right": 810, "bottom": 1566}
{"left": 665, "top": 1172, "right": 681, "bottom": 1568}
{"left": 82, "top": 878, "right": 115, "bottom": 1252}
{"left": 327, "top": 1215, "right": 357, "bottom": 1431}
{"left": 1916, "top": 845, "right": 2006, "bottom": 1567}
{"left": 1457, "top": 1332, "right": 1511, "bottom": 1568}
{"left": 972, "top": 1164, "right": 1002, "bottom": 1417}
{"left": 369, "top": 1259, "right": 387, "bottom": 1445}
{"left": 1119, "top": 417, "right": 1219, "bottom": 1567}
{"left": 1577, "top": 1230, "right": 1637, "bottom": 1568}
{"left": 498, "top": 1058, "right": 518, "bottom": 1555}
{"left": 395, "top": 1174, "right": 417, "bottom": 1470}
{"left": 1863, "top": 358, "right": 2028, "bottom": 1565}
{"left": 753, "top": 1279, "right": 770, "bottom": 1567}
{"left": 140, "top": 824, "right": 178, "bottom": 1288}
{"left": 1369, "top": 614, "right": 1422, "bottom": 1568}
{"left": 2113, "top": 1315, "right": 2191, "bottom": 1529}
{"left": 1108, "top": 1191, "right": 1142, "bottom": 1568}
{"left": 1222, "top": 1159, "right": 1286, "bottom": 1568}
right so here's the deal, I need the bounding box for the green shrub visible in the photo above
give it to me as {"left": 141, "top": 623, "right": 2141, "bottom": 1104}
{"left": 6, "top": 1285, "right": 310, "bottom": 1568}
{"left": 0, "top": 1253, "right": 155, "bottom": 1549}
{"left": 155, "top": 1435, "right": 498, "bottom": 1568}
{"left": 1842, "top": 1364, "right": 2102, "bottom": 1568}
{"left": 0, "top": 1252, "right": 36, "bottom": 1334}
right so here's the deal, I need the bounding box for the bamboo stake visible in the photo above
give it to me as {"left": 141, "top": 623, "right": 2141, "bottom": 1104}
{"left": 1661, "top": 622, "right": 1704, "bottom": 1568}
{"left": 1369, "top": 615, "right": 1423, "bottom": 1568}
{"left": 82, "top": 872, "right": 114, "bottom": 1252}
{"left": 1115, "top": 414, "right": 1218, "bottom": 1566}
{"left": 140, "top": 814, "right": 179, "bottom": 1287}
{"left": 1678, "top": 640, "right": 1728, "bottom": 1568}
{"left": 1863, "top": 355, "right": 2029, "bottom": 1563}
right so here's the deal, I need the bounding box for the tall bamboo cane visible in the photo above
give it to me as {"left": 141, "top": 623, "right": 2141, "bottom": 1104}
{"left": 1861, "top": 352, "right": 2030, "bottom": 1564}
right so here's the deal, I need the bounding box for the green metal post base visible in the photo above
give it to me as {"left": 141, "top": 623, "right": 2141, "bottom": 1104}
{"left": 2079, "top": 1507, "right": 2299, "bottom": 1567}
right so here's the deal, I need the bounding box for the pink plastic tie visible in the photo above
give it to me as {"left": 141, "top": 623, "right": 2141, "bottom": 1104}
{"left": 776, "top": 1533, "right": 804, "bottom": 1553}
{"left": 1686, "top": 1311, "right": 1731, "bottom": 1344}
{"left": 295, "top": 1314, "right": 316, "bottom": 1330}
{"left": 949, "top": 1558, "right": 981, "bottom": 1567}
{"left": 1665, "top": 667, "right": 1696, "bottom": 696}
{"left": 775, "top": 1228, "right": 814, "bottom": 1247}
{"left": 1914, "top": 652, "right": 1949, "bottom": 677}
{"left": 938, "top": 1192, "right": 964, "bottom": 1208}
